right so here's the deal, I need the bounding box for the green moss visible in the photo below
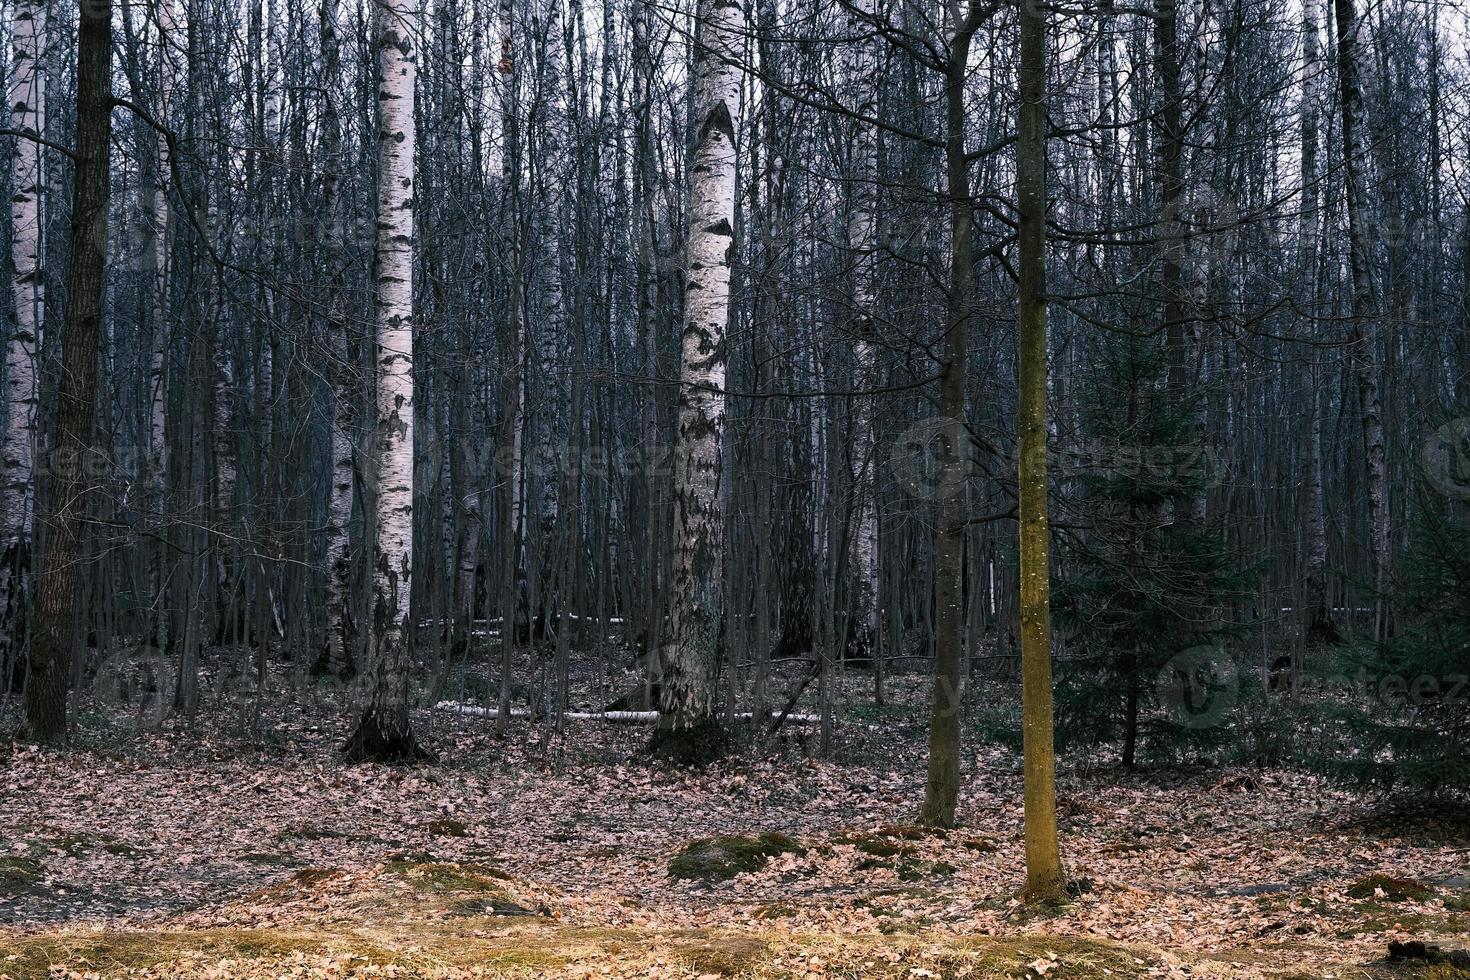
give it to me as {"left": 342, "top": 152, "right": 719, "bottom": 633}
{"left": 380, "top": 860, "right": 511, "bottom": 891}
{"left": 240, "top": 851, "right": 304, "bottom": 867}
{"left": 668, "top": 832, "right": 806, "bottom": 881}
{"left": 672, "top": 932, "right": 768, "bottom": 975}
{"left": 0, "top": 855, "right": 44, "bottom": 884}
{"left": 1348, "top": 874, "right": 1432, "bottom": 901}
{"left": 0, "top": 921, "right": 1172, "bottom": 980}
{"left": 424, "top": 819, "right": 470, "bottom": 837}
{"left": 753, "top": 901, "right": 797, "bottom": 919}
{"left": 0, "top": 928, "right": 391, "bottom": 980}
{"left": 896, "top": 857, "right": 956, "bottom": 881}
{"left": 836, "top": 833, "right": 918, "bottom": 858}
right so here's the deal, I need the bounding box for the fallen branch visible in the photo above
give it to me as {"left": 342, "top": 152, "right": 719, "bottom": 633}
{"left": 433, "top": 701, "right": 823, "bottom": 724}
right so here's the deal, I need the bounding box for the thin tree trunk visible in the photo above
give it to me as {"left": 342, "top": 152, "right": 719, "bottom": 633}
{"left": 1332, "top": 0, "right": 1389, "bottom": 639}
{"left": 921, "top": 3, "right": 986, "bottom": 828}
{"left": 316, "top": 0, "right": 357, "bottom": 679}
{"left": 1015, "top": 0, "right": 1065, "bottom": 901}
{"left": 1299, "top": 0, "right": 1331, "bottom": 642}
{"left": 843, "top": 0, "right": 879, "bottom": 654}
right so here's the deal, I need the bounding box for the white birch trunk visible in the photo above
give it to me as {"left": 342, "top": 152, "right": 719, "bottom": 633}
{"left": 532, "top": 0, "right": 565, "bottom": 526}
{"left": 1332, "top": 0, "right": 1390, "bottom": 636}
{"left": 841, "top": 0, "right": 879, "bottom": 645}
{"left": 2, "top": 0, "right": 46, "bottom": 568}
{"left": 344, "top": 0, "right": 424, "bottom": 760}
{"left": 148, "top": 0, "right": 178, "bottom": 494}
{"left": 1299, "top": 0, "right": 1330, "bottom": 638}
{"left": 652, "top": 0, "right": 741, "bottom": 758}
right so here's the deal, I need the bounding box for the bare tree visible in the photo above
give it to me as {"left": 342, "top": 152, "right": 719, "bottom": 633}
{"left": 651, "top": 0, "right": 743, "bottom": 762}
{"left": 343, "top": 0, "right": 425, "bottom": 761}
{"left": 1, "top": 0, "right": 47, "bottom": 667}
{"left": 26, "top": 0, "right": 114, "bottom": 740}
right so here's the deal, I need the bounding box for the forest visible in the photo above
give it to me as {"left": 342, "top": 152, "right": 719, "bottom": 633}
{"left": 0, "top": 0, "right": 1468, "bottom": 973}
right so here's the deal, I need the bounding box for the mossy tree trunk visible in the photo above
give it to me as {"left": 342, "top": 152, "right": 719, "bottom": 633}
{"left": 1016, "top": 0, "right": 1065, "bottom": 903}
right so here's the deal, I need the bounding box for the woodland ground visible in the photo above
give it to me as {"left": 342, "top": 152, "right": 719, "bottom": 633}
{"left": 0, "top": 652, "right": 1467, "bottom": 979}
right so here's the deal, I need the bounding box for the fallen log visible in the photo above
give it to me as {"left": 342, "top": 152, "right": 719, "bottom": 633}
{"left": 433, "top": 701, "right": 823, "bottom": 724}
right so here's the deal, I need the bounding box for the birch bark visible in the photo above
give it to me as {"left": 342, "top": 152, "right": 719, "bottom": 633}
{"left": 343, "top": 0, "right": 426, "bottom": 760}
{"left": 1332, "top": 0, "right": 1390, "bottom": 638}
{"left": 841, "top": 0, "right": 880, "bottom": 651}
{"left": 2, "top": 0, "right": 47, "bottom": 650}
{"left": 651, "top": 0, "right": 742, "bottom": 761}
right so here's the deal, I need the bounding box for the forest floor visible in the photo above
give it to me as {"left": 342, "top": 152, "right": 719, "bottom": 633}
{"left": 0, "top": 657, "right": 1467, "bottom": 979}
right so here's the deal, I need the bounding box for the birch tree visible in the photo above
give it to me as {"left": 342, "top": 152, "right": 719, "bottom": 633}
{"left": 1333, "top": 0, "right": 1391, "bottom": 639}
{"left": 841, "top": 0, "right": 879, "bottom": 654}
{"left": 343, "top": 0, "right": 425, "bottom": 761}
{"left": 1, "top": 0, "right": 46, "bottom": 660}
{"left": 650, "top": 0, "right": 742, "bottom": 763}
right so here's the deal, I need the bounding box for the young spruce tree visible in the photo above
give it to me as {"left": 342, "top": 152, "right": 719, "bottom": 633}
{"left": 1055, "top": 336, "right": 1246, "bottom": 767}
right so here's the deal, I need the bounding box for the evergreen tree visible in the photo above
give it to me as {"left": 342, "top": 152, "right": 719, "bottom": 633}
{"left": 1315, "top": 498, "right": 1470, "bottom": 794}
{"left": 1055, "top": 336, "right": 1247, "bottom": 767}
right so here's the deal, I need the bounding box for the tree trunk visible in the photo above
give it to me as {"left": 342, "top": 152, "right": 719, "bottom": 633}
{"left": 920, "top": 6, "right": 984, "bottom": 828}
{"left": 1333, "top": 0, "right": 1389, "bottom": 638}
{"left": 650, "top": 0, "right": 741, "bottom": 764}
{"left": 1299, "top": 0, "right": 1331, "bottom": 643}
{"left": 2, "top": 0, "right": 46, "bottom": 669}
{"left": 25, "top": 0, "right": 112, "bottom": 742}
{"left": 343, "top": 0, "right": 427, "bottom": 762}
{"left": 1015, "top": 0, "right": 1065, "bottom": 902}
{"left": 843, "top": 0, "right": 879, "bottom": 654}
{"left": 316, "top": 0, "right": 357, "bottom": 680}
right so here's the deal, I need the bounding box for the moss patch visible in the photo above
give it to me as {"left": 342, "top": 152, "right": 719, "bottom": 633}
{"left": 0, "top": 927, "right": 393, "bottom": 980}
{"left": 0, "top": 855, "right": 46, "bottom": 896}
{"left": 668, "top": 833, "right": 806, "bottom": 882}
{"left": 0, "top": 855, "right": 44, "bottom": 884}
{"left": 671, "top": 931, "right": 769, "bottom": 975}
{"left": 0, "top": 921, "right": 1200, "bottom": 980}
{"left": 240, "top": 851, "right": 304, "bottom": 867}
{"left": 837, "top": 833, "right": 918, "bottom": 858}
{"left": 380, "top": 860, "right": 511, "bottom": 891}
{"left": 1349, "top": 874, "right": 1433, "bottom": 902}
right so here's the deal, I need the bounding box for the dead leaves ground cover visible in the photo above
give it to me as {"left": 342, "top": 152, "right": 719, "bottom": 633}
{"left": 0, "top": 667, "right": 1467, "bottom": 978}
